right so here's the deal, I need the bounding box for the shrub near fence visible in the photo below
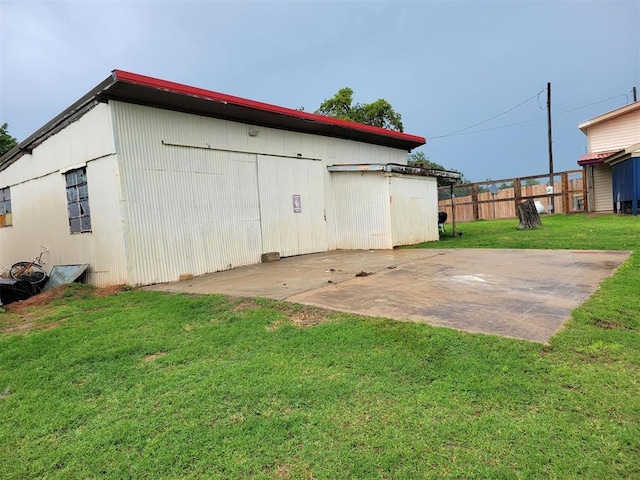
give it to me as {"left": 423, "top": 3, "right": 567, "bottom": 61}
{"left": 438, "top": 170, "right": 586, "bottom": 222}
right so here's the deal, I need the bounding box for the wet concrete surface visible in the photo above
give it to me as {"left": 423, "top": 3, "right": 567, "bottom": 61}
{"left": 147, "top": 249, "right": 630, "bottom": 343}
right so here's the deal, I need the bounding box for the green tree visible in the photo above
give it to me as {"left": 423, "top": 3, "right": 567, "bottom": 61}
{"left": 0, "top": 123, "right": 18, "bottom": 157}
{"left": 407, "top": 151, "right": 446, "bottom": 171}
{"left": 408, "top": 151, "right": 468, "bottom": 183}
{"left": 408, "top": 151, "right": 469, "bottom": 197}
{"left": 315, "top": 87, "right": 404, "bottom": 132}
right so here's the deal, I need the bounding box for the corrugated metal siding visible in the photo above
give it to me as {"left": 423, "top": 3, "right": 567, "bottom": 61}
{"left": 257, "top": 155, "right": 328, "bottom": 257}
{"left": 111, "top": 102, "right": 262, "bottom": 284}
{"left": 110, "top": 101, "right": 414, "bottom": 283}
{"left": 389, "top": 176, "right": 438, "bottom": 246}
{"left": 0, "top": 104, "right": 126, "bottom": 286}
{"left": 612, "top": 157, "right": 640, "bottom": 202}
{"left": 588, "top": 109, "right": 640, "bottom": 152}
{"left": 331, "top": 172, "right": 392, "bottom": 249}
{"left": 592, "top": 164, "right": 613, "bottom": 212}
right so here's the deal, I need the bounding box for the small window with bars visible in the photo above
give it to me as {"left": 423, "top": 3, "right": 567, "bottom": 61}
{"left": 66, "top": 168, "right": 92, "bottom": 233}
{"left": 0, "top": 187, "right": 11, "bottom": 227}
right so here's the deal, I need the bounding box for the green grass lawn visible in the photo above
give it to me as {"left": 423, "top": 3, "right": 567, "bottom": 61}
{"left": 1, "top": 214, "right": 638, "bottom": 479}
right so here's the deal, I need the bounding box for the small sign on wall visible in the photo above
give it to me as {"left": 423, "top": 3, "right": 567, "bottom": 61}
{"left": 292, "top": 194, "right": 302, "bottom": 213}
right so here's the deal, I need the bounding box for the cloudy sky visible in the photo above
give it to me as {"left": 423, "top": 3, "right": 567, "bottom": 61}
{"left": 1, "top": 0, "right": 638, "bottom": 181}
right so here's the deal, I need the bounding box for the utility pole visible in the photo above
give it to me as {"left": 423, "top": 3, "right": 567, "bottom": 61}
{"left": 547, "top": 82, "right": 554, "bottom": 213}
{"left": 634, "top": 86, "right": 637, "bottom": 102}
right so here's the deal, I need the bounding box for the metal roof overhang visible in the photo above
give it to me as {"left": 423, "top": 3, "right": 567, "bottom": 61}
{"left": 99, "top": 82, "right": 425, "bottom": 151}
{"left": 577, "top": 149, "right": 623, "bottom": 166}
{"left": 327, "top": 163, "right": 462, "bottom": 183}
{"left": 603, "top": 143, "right": 640, "bottom": 166}
{"left": 0, "top": 70, "right": 426, "bottom": 172}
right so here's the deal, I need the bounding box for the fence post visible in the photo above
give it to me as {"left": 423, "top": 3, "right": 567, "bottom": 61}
{"left": 582, "top": 169, "right": 588, "bottom": 212}
{"left": 471, "top": 185, "right": 479, "bottom": 220}
{"left": 450, "top": 183, "right": 456, "bottom": 237}
{"left": 513, "top": 178, "right": 522, "bottom": 212}
{"left": 562, "top": 172, "right": 570, "bottom": 213}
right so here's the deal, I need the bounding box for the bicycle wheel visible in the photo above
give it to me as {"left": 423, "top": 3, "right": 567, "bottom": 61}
{"left": 10, "top": 262, "right": 46, "bottom": 284}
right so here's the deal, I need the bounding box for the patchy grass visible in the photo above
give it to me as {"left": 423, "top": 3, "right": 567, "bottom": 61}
{"left": 0, "top": 214, "right": 638, "bottom": 479}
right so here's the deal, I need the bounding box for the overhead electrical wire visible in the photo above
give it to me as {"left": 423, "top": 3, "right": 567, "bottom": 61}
{"left": 431, "top": 116, "right": 546, "bottom": 138}
{"left": 430, "top": 89, "right": 545, "bottom": 139}
{"left": 551, "top": 93, "right": 629, "bottom": 117}
{"left": 429, "top": 91, "right": 630, "bottom": 140}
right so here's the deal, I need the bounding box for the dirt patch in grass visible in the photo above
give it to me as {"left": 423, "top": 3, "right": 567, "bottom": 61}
{"left": 1, "top": 284, "right": 128, "bottom": 334}
{"left": 290, "top": 308, "right": 332, "bottom": 327}
{"left": 2, "top": 317, "right": 68, "bottom": 335}
{"left": 3, "top": 284, "right": 127, "bottom": 315}
{"left": 265, "top": 303, "right": 334, "bottom": 331}
{"left": 143, "top": 351, "right": 168, "bottom": 362}
{"left": 274, "top": 464, "right": 292, "bottom": 479}
{"left": 591, "top": 317, "right": 632, "bottom": 330}
{"left": 231, "top": 298, "right": 258, "bottom": 312}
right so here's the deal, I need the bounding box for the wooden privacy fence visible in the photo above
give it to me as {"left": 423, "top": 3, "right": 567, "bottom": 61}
{"left": 438, "top": 170, "right": 586, "bottom": 223}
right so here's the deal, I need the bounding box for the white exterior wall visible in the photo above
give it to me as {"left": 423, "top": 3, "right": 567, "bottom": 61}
{"left": 110, "top": 102, "right": 410, "bottom": 285}
{"left": 0, "top": 104, "right": 127, "bottom": 286}
{"left": 389, "top": 176, "right": 439, "bottom": 245}
{"left": 586, "top": 164, "right": 613, "bottom": 212}
{"left": 257, "top": 155, "right": 328, "bottom": 257}
{"left": 331, "top": 172, "right": 393, "bottom": 250}
{"left": 588, "top": 108, "right": 640, "bottom": 152}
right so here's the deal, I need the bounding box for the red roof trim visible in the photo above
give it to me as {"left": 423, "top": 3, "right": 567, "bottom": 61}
{"left": 577, "top": 149, "right": 623, "bottom": 166}
{"left": 112, "top": 70, "right": 425, "bottom": 145}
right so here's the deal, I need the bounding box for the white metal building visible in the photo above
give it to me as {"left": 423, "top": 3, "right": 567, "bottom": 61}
{"left": 0, "top": 70, "right": 444, "bottom": 286}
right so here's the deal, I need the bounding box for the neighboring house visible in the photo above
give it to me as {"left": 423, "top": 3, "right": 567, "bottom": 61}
{"left": 577, "top": 101, "right": 640, "bottom": 214}
{"left": 0, "top": 70, "right": 452, "bottom": 286}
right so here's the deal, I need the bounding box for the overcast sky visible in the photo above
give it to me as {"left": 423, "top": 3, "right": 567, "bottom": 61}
{"left": 1, "top": 0, "right": 638, "bottom": 181}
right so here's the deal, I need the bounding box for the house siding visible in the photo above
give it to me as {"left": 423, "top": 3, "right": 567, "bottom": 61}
{"left": 588, "top": 164, "right": 613, "bottom": 212}
{"left": 0, "top": 103, "right": 128, "bottom": 286}
{"left": 588, "top": 108, "right": 640, "bottom": 152}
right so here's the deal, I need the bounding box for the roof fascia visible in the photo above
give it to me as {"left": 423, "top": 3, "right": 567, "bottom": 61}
{"left": 112, "top": 69, "right": 425, "bottom": 147}
{"left": 604, "top": 142, "right": 640, "bottom": 164}
{"left": 578, "top": 101, "right": 640, "bottom": 134}
{"left": 0, "top": 74, "right": 116, "bottom": 172}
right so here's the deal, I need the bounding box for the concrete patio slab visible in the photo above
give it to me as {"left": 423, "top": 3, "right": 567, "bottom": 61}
{"left": 147, "top": 249, "right": 630, "bottom": 343}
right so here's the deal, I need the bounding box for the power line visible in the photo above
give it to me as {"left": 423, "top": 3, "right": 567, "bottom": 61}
{"left": 429, "top": 92, "right": 629, "bottom": 140}
{"left": 432, "top": 115, "right": 546, "bottom": 139}
{"left": 431, "top": 89, "right": 544, "bottom": 139}
{"left": 551, "top": 93, "right": 629, "bottom": 117}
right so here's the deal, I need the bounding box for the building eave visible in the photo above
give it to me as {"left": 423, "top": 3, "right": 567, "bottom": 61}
{"left": 1, "top": 70, "right": 426, "bottom": 173}
{"left": 577, "top": 148, "right": 624, "bottom": 166}
{"left": 603, "top": 142, "right": 640, "bottom": 165}
{"left": 327, "top": 163, "right": 461, "bottom": 182}
{"left": 578, "top": 101, "right": 640, "bottom": 135}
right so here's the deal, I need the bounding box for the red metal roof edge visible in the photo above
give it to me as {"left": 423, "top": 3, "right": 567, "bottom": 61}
{"left": 577, "top": 149, "right": 623, "bottom": 166}
{"left": 112, "top": 69, "right": 425, "bottom": 146}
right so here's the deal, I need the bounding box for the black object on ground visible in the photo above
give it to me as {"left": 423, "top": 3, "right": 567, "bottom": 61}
{"left": 0, "top": 277, "right": 47, "bottom": 305}
{"left": 438, "top": 211, "right": 448, "bottom": 234}
{"left": 355, "top": 271, "right": 373, "bottom": 277}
